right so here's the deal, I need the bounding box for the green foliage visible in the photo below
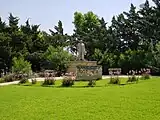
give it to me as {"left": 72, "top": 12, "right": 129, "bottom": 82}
{"left": 62, "top": 77, "right": 74, "bottom": 87}
{"left": 3, "top": 74, "right": 16, "bottom": 82}
{"left": 92, "top": 49, "right": 116, "bottom": 67}
{"left": 43, "top": 78, "right": 55, "bottom": 85}
{"left": 141, "top": 73, "right": 150, "bottom": 80}
{"left": 12, "top": 57, "right": 32, "bottom": 75}
{"left": 72, "top": 11, "right": 103, "bottom": 57}
{"left": 44, "top": 46, "right": 74, "bottom": 74}
{"left": 88, "top": 80, "right": 96, "bottom": 87}
{"left": 0, "top": 78, "right": 4, "bottom": 83}
{"left": 31, "top": 78, "right": 37, "bottom": 84}
{"left": 109, "top": 76, "right": 120, "bottom": 84}
{"left": 0, "top": 1, "right": 160, "bottom": 75}
{"left": 19, "top": 78, "right": 28, "bottom": 84}
{"left": 127, "top": 75, "right": 139, "bottom": 83}
{"left": 118, "top": 50, "right": 148, "bottom": 73}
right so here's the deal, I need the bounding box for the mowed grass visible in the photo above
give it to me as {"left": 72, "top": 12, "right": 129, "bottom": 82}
{"left": 0, "top": 77, "right": 160, "bottom": 120}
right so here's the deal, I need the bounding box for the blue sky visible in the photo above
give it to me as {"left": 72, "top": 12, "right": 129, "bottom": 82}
{"left": 0, "top": 0, "right": 154, "bottom": 34}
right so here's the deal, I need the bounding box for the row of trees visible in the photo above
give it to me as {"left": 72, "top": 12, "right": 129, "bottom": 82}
{"left": 0, "top": 15, "right": 73, "bottom": 75}
{"left": 0, "top": 0, "right": 160, "bottom": 75}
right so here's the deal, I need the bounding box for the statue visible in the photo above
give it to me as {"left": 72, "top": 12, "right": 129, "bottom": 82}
{"left": 77, "top": 40, "right": 86, "bottom": 61}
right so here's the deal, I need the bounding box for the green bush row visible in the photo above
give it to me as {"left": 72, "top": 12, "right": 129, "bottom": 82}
{"left": 109, "top": 74, "right": 150, "bottom": 85}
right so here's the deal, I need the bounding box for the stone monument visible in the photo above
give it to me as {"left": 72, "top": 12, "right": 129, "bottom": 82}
{"left": 77, "top": 40, "right": 86, "bottom": 61}
{"left": 67, "top": 40, "right": 102, "bottom": 80}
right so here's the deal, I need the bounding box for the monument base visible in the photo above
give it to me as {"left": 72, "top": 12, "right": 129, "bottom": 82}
{"left": 67, "top": 61, "right": 97, "bottom": 73}
{"left": 76, "top": 65, "right": 102, "bottom": 81}
{"left": 67, "top": 61, "right": 102, "bottom": 81}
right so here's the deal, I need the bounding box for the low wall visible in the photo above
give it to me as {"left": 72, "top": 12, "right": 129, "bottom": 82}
{"left": 76, "top": 65, "right": 102, "bottom": 81}
{"left": 67, "top": 61, "right": 97, "bottom": 73}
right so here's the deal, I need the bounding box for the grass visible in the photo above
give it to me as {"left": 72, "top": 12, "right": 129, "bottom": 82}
{"left": 0, "top": 77, "right": 160, "bottom": 120}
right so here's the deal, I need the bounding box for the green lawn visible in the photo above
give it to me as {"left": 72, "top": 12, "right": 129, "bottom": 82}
{"left": 0, "top": 78, "right": 160, "bottom": 120}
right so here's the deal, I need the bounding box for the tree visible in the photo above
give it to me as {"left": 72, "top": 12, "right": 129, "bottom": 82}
{"left": 145, "top": 42, "right": 160, "bottom": 74}
{"left": 44, "top": 46, "right": 74, "bottom": 75}
{"left": 20, "top": 19, "right": 48, "bottom": 71}
{"left": 48, "top": 20, "right": 69, "bottom": 47}
{"left": 72, "top": 11, "right": 102, "bottom": 60}
{"left": 12, "top": 57, "right": 32, "bottom": 75}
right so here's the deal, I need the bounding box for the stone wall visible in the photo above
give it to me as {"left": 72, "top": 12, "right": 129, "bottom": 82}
{"left": 67, "top": 61, "right": 97, "bottom": 73}
{"left": 76, "top": 65, "right": 102, "bottom": 81}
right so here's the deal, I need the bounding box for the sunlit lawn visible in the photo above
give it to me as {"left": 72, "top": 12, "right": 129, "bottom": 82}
{"left": 0, "top": 77, "right": 160, "bottom": 120}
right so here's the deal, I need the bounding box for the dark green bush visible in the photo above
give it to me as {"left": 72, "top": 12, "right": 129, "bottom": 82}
{"left": 12, "top": 57, "right": 32, "bottom": 77}
{"left": 31, "top": 78, "right": 37, "bottom": 84}
{"left": 0, "top": 78, "right": 4, "bottom": 83}
{"left": 88, "top": 80, "right": 96, "bottom": 87}
{"left": 127, "top": 75, "right": 138, "bottom": 83}
{"left": 62, "top": 77, "right": 74, "bottom": 87}
{"left": 109, "top": 76, "right": 120, "bottom": 84}
{"left": 19, "top": 78, "right": 28, "bottom": 84}
{"left": 141, "top": 73, "right": 150, "bottom": 80}
{"left": 43, "top": 78, "right": 55, "bottom": 85}
{"left": 3, "top": 74, "right": 16, "bottom": 82}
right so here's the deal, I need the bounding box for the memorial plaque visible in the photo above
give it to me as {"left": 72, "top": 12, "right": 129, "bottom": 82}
{"left": 76, "top": 65, "right": 102, "bottom": 81}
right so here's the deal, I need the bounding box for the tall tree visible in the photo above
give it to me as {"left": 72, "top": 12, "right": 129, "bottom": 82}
{"left": 73, "top": 11, "right": 103, "bottom": 60}
{"left": 49, "top": 20, "right": 69, "bottom": 47}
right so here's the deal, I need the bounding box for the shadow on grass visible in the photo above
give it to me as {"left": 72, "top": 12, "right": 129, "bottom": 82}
{"left": 17, "top": 82, "right": 130, "bottom": 88}
{"left": 23, "top": 84, "right": 32, "bottom": 86}
{"left": 40, "top": 85, "right": 103, "bottom": 88}
{"left": 17, "top": 80, "right": 142, "bottom": 88}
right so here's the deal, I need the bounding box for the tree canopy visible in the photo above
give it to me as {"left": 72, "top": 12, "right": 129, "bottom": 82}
{"left": 0, "top": 0, "right": 160, "bottom": 75}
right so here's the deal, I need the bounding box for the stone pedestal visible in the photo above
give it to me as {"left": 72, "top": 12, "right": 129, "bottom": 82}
{"left": 67, "top": 61, "right": 102, "bottom": 80}
{"left": 67, "top": 61, "right": 97, "bottom": 73}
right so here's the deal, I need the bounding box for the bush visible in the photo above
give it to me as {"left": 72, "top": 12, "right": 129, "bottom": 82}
{"left": 44, "top": 46, "right": 74, "bottom": 74}
{"left": 19, "top": 78, "right": 28, "bottom": 84}
{"left": 12, "top": 57, "right": 32, "bottom": 77}
{"left": 127, "top": 75, "right": 138, "bottom": 83}
{"left": 43, "top": 78, "right": 55, "bottom": 85}
{"left": 109, "top": 76, "right": 120, "bottom": 84}
{"left": 141, "top": 73, "right": 150, "bottom": 80}
{"left": 88, "top": 80, "right": 96, "bottom": 87}
{"left": 31, "top": 78, "right": 37, "bottom": 84}
{"left": 0, "top": 78, "right": 4, "bottom": 83}
{"left": 16, "top": 74, "right": 29, "bottom": 84}
{"left": 62, "top": 77, "right": 74, "bottom": 87}
{"left": 3, "top": 74, "right": 16, "bottom": 82}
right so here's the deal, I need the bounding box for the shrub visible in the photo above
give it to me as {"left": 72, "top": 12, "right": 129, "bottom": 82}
{"left": 109, "top": 76, "right": 120, "bottom": 84}
{"left": 127, "top": 75, "right": 138, "bottom": 83}
{"left": 12, "top": 57, "right": 32, "bottom": 77}
{"left": 88, "top": 80, "right": 96, "bottom": 87}
{"left": 16, "top": 74, "right": 29, "bottom": 84}
{"left": 30, "top": 73, "right": 38, "bottom": 84}
{"left": 19, "top": 78, "right": 28, "bottom": 84}
{"left": 0, "top": 78, "right": 4, "bottom": 83}
{"left": 62, "top": 72, "right": 76, "bottom": 87}
{"left": 3, "top": 74, "right": 16, "bottom": 82}
{"left": 62, "top": 77, "right": 74, "bottom": 87}
{"left": 44, "top": 46, "right": 74, "bottom": 74}
{"left": 31, "top": 78, "right": 37, "bottom": 84}
{"left": 140, "top": 68, "right": 151, "bottom": 80}
{"left": 43, "top": 78, "right": 55, "bottom": 85}
{"left": 141, "top": 73, "right": 150, "bottom": 80}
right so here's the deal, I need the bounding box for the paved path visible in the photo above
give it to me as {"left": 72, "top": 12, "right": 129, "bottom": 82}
{"left": 0, "top": 75, "right": 130, "bottom": 86}
{"left": 0, "top": 77, "right": 63, "bottom": 86}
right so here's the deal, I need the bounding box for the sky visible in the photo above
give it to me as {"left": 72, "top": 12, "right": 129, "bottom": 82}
{"left": 0, "top": 0, "right": 154, "bottom": 34}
